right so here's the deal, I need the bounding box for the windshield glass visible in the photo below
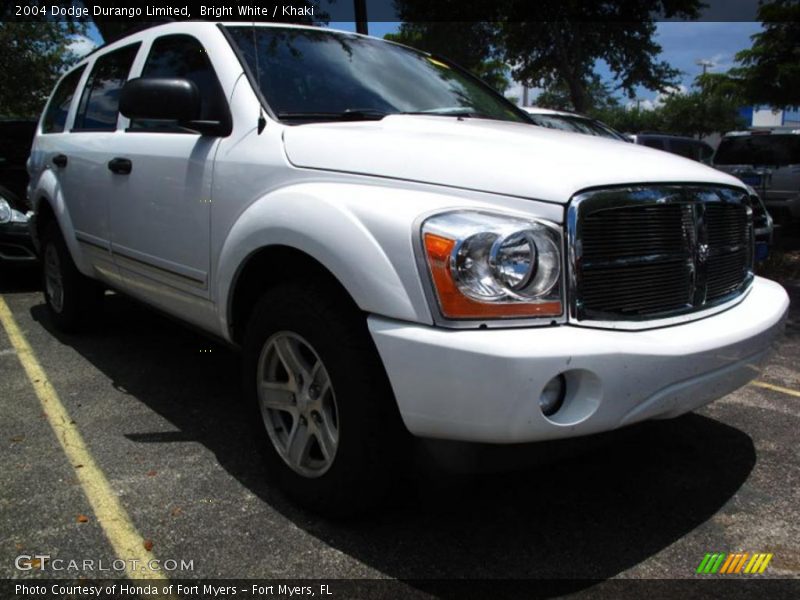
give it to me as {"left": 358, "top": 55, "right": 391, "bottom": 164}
{"left": 224, "top": 26, "right": 527, "bottom": 124}
{"left": 715, "top": 134, "right": 800, "bottom": 166}
{"left": 527, "top": 113, "right": 627, "bottom": 141}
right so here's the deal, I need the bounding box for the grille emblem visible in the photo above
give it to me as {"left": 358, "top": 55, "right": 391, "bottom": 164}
{"left": 691, "top": 203, "right": 709, "bottom": 306}
{"left": 696, "top": 242, "right": 709, "bottom": 264}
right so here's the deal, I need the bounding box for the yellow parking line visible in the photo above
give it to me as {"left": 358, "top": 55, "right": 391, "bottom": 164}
{"left": 751, "top": 380, "right": 800, "bottom": 398}
{"left": 0, "top": 296, "right": 168, "bottom": 582}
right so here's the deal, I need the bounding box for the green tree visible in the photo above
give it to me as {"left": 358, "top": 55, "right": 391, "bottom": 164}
{"left": 533, "top": 85, "right": 574, "bottom": 111}
{"left": 657, "top": 74, "right": 745, "bottom": 137}
{"left": 384, "top": 22, "right": 510, "bottom": 93}
{"left": 391, "top": 0, "right": 702, "bottom": 113}
{"left": 592, "top": 105, "right": 663, "bottom": 134}
{"left": 534, "top": 74, "right": 621, "bottom": 112}
{"left": 0, "top": 22, "right": 86, "bottom": 117}
{"left": 592, "top": 73, "right": 746, "bottom": 137}
{"left": 733, "top": 0, "right": 800, "bottom": 108}
{"left": 501, "top": 0, "right": 702, "bottom": 113}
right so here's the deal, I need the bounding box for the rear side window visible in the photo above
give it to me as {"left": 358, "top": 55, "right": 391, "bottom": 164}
{"left": 74, "top": 44, "right": 140, "bottom": 131}
{"left": 42, "top": 66, "right": 86, "bottom": 134}
{"left": 130, "top": 35, "right": 227, "bottom": 132}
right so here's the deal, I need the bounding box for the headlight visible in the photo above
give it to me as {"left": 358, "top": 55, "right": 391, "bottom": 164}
{"left": 0, "top": 197, "right": 11, "bottom": 224}
{"left": 0, "top": 196, "right": 30, "bottom": 225}
{"left": 421, "top": 211, "right": 563, "bottom": 319}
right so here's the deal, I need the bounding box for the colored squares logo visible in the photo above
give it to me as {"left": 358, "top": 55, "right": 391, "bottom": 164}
{"left": 696, "top": 552, "right": 773, "bottom": 574}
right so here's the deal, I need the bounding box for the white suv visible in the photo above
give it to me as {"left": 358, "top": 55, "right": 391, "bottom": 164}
{"left": 28, "top": 22, "right": 789, "bottom": 514}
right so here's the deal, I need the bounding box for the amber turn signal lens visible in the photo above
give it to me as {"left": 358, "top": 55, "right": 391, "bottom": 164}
{"left": 423, "top": 233, "right": 562, "bottom": 319}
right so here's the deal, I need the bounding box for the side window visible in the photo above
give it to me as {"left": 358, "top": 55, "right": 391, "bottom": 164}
{"left": 73, "top": 44, "right": 140, "bottom": 132}
{"left": 131, "top": 35, "right": 227, "bottom": 132}
{"left": 42, "top": 66, "right": 86, "bottom": 134}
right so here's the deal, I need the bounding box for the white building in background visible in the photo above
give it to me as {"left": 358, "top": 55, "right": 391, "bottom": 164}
{"left": 739, "top": 106, "right": 800, "bottom": 128}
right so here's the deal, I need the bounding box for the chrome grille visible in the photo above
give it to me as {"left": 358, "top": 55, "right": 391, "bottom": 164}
{"left": 568, "top": 186, "right": 753, "bottom": 326}
{"left": 705, "top": 203, "right": 750, "bottom": 302}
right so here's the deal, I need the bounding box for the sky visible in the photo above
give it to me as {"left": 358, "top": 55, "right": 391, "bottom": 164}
{"left": 71, "top": 20, "right": 763, "bottom": 110}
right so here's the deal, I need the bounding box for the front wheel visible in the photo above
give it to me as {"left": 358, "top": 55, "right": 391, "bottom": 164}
{"left": 257, "top": 330, "right": 342, "bottom": 478}
{"left": 41, "top": 224, "right": 103, "bottom": 332}
{"left": 243, "top": 281, "right": 408, "bottom": 516}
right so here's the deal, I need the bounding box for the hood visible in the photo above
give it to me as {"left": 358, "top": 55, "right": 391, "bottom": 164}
{"left": 283, "top": 115, "right": 743, "bottom": 203}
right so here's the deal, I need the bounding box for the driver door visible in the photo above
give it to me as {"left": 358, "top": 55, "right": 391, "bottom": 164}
{"left": 108, "top": 34, "right": 230, "bottom": 324}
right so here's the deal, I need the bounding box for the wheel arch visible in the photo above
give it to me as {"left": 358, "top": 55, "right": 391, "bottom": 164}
{"left": 217, "top": 184, "right": 433, "bottom": 343}
{"left": 30, "top": 172, "right": 91, "bottom": 273}
{"left": 228, "top": 245, "right": 359, "bottom": 345}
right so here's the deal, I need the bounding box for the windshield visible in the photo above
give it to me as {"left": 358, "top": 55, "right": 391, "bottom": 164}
{"left": 715, "top": 134, "right": 800, "bottom": 166}
{"left": 527, "top": 113, "right": 627, "bottom": 141}
{"left": 224, "top": 26, "right": 527, "bottom": 124}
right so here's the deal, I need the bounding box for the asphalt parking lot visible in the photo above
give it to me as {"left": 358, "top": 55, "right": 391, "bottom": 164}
{"left": 1, "top": 248, "right": 799, "bottom": 597}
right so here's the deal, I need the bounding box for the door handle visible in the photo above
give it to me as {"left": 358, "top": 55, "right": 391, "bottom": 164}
{"left": 52, "top": 154, "right": 68, "bottom": 168}
{"left": 107, "top": 157, "right": 132, "bottom": 175}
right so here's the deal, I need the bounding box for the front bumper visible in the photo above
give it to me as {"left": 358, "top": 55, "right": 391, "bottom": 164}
{"left": 369, "top": 276, "right": 789, "bottom": 444}
{"left": 0, "top": 221, "right": 37, "bottom": 264}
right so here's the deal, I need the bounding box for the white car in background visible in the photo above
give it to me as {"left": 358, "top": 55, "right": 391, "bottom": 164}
{"left": 28, "top": 22, "right": 789, "bottom": 515}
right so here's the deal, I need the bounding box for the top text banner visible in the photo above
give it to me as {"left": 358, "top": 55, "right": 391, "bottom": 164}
{"left": 4, "top": 0, "right": 768, "bottom": 24}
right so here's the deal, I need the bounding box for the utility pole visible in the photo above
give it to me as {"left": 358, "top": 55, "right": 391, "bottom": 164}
{"left": 695, "top": 59, "right": 714, "bottom": 140}
{"left": 354, "top": 0, "right": 368, "bottom": 35}
{"left": 695, "top": 59, "right": 714, "bottom": 76}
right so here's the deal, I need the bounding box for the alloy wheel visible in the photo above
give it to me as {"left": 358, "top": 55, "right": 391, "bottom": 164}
{"left": 256, "top": 331, "right": 339, "bottom": 478}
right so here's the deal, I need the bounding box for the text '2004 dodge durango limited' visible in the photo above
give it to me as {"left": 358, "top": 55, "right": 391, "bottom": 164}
{"left": 28, "top": 22, "right": 789, "bottom": 514}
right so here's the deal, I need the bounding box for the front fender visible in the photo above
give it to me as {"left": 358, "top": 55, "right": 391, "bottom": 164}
{"left": 216, "top": 182, "right": 439, "bottom": 340}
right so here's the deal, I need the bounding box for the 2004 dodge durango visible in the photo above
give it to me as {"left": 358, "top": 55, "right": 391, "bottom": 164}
{"left": 28, "top": 22, "right": 789, "bottom": 514}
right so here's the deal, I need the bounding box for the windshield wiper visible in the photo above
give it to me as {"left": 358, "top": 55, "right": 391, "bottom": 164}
{"left": 277, "top": 109, "right": 388, "bottom": 122}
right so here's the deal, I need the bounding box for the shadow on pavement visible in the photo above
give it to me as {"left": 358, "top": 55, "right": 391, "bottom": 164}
{"left": 0, "top": 264, "right": 40, "bottom": 294}
{"left": 773, "top": 222, "right": 800, "bottom": 253}
{"left": 29, "top": 294, "right": 757, "bottom": 597}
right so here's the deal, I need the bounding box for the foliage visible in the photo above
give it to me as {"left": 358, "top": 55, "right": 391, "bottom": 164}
{"left": 591, "top": 105, "right": 663, "bottom": 134}
{"left": 534, "top": 75, "right": 621, "bottom": 112}
{"left": 732, "top": 0, "right": 800, "bottom": 109}
{"left": 589, "top": 73, "right": 746, "bottom": 137}
{"left": 391, "top": 0, "right": 702, "bottom": 113}
{"left": 658, "top": 73, "right": 745, "bottom": 136}
{"left": 0, "top": 22, "right": 86, "bottom": 118}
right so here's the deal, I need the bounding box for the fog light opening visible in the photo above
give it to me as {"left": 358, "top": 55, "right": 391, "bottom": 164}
{"left": 540, "top": 374, "right": 567, "bottom": 417}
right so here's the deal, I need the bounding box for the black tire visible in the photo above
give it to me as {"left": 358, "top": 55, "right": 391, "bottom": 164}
{"left": 41, "top": 223, "right": 103, "bottom": 333}
{"left": 242, "top": 280, "right": 409, "bottom": 517}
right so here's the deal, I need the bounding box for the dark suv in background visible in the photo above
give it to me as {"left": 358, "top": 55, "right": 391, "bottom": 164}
{"left": 713, "top": 130, "right": 800, "bottom": 225}
{"left": 630, "top": 133, "right": 715, "bottom": 165}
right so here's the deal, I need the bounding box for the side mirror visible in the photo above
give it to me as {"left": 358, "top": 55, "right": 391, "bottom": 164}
{"left": 120, "top": 78, "right": 229, "bottom": 136}
{"left": 120, "top": 77, "right": 200, "bottom": 122}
